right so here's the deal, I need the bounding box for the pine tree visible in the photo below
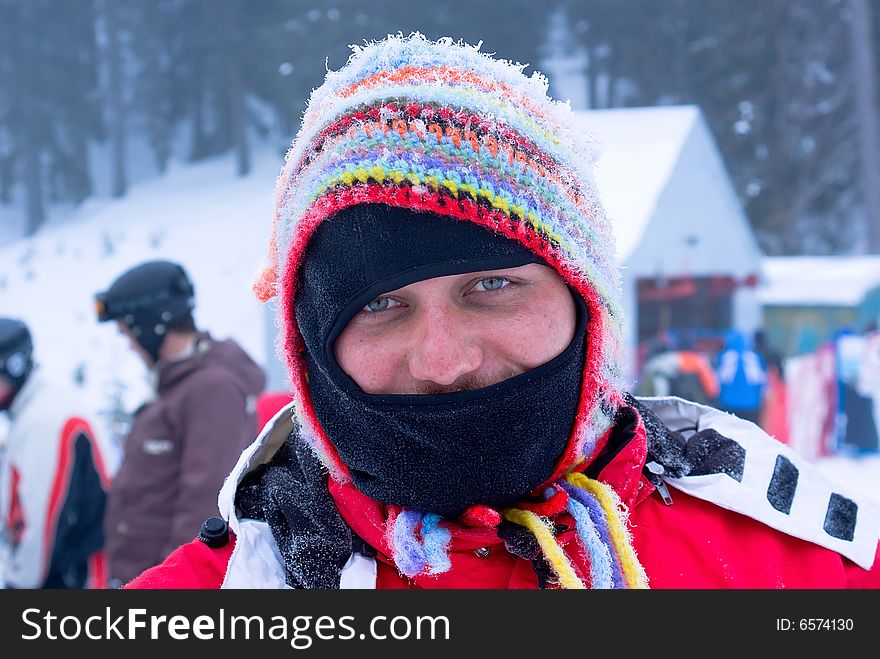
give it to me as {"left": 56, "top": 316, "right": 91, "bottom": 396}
{"left": 0, "top": 0, "right": 102, "bottom": 234}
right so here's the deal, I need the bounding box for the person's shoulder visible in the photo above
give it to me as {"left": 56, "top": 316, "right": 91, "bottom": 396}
{"left": 190, "top": 336, "right": 265, "bottom": 392}
{"left": 204, "top": 335, "right": 259, "bottom": 365}
{"left": 634, "top": 395, "right": 734, "bottom": 434}
{"left": 175, "top": 350, "right": 245, "bottom": 393}
{"left": 13, "top": 370, "right": 98, "bottom": 431}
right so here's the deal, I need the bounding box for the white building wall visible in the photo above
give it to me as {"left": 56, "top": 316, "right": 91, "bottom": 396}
{"left": 616, "top": 114, "right": 763, "bottom": 371}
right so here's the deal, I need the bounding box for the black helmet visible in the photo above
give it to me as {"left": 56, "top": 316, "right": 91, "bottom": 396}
{"left": 96, "top": 260, "right": 195, "bottom": 364}
{"left": 0, "top": 317, "right": 34, "bottom": 409}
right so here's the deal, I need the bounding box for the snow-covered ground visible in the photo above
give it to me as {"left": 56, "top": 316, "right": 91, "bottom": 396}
{"left": 813, "top": 454, "right": 880, "bottom": 507}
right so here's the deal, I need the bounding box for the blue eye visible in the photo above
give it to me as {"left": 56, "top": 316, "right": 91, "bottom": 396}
{"left": 364, "top": 297, "right": 392, "bottom": 312}
{"left": 475, "top": 277, "right": 510, "bottom": 292}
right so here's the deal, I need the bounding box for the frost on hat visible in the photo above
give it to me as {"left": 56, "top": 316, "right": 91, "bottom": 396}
{"left": 256, "top": 33, "right": 626, "bottom": 482}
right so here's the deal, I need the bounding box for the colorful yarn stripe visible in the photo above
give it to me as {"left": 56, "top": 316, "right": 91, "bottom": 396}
{"left": 388, "top": 510, "right": 452, "bottom": 578}
{"left": 298, "top": 70, "right": 569, "bottom": 171}
{"left": 301, "top": 142, "right": 611, "bottom": 280}
{"left": 311, "top": 104, "right": 561, "bottom": 173}
{"left": 560, "top": 485, "right": 616, "bottom": 589}
{"left": 313, "top": 110, "right": 575, "bottom": 198}
{"left": 503, "top": 508, "right": 586, "bottom": 589}
{"left": 421, "top": 513, "right": 452, "bottom": 574}
{"left": 390, "top": 509, "right": 427, "bottom": 578}
{"left": 559, "top": 480, "right": 625, "bottom": 588}
{"left": 567, "top": 473, "right": 649, "bottom": 589}
{"left": 337, "top": 66, "right": 554, "bottom": 122}
{"left": 290, "top": 126, "right": 618, "bottom": 294}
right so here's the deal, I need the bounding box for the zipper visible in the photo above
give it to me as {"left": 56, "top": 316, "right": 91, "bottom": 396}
{"left": 644, "top": 461, "right": 673, "bottom": 505}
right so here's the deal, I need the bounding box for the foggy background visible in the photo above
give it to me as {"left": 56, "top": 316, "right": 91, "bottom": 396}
{"left": 2, "top": 0, "right": 880, "bottom": 256}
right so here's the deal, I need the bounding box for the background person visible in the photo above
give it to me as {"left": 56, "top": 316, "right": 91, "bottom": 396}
{"left": 714, "top": 329, "right": 768, "bottom": 424}
{"left": 754, "top": 328, "right": 790, "bottom": 443}
{"left": 0, "top": 317, "right": 109, "bottom": 589}
{"left": 636, "top": 331, "right": 719, "bottom": 405}
{"left": 95, "top": 260, "right": 265, "bottom": 587}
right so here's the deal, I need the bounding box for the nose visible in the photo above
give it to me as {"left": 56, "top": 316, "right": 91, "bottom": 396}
{"left": 407, "top": 304, "right": 483, "bottom": 386}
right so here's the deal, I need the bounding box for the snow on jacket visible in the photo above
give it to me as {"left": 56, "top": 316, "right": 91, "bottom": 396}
{"left": 0, "top": 368, "right": 110, "bottom": 588}
{"left": 104, "top": 333, "right": 265, "bottom": 585}
{"left": 127, "top": 396, "right": 880, "bottom": 589}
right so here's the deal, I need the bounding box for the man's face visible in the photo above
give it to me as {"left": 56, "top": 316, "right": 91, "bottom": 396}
{"left": 334, "top": 264, "right": 577, "bottom": 395}
{"left": 116, "top": 320, "right": 154, "bottom": 367}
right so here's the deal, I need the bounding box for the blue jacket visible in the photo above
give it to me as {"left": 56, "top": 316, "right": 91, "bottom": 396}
{"left": 715, "top": 331, "right": 767, "bottom": 410}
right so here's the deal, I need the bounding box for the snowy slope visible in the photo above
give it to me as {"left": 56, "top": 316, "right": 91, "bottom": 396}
{"left": 813, "top": 455, "right": 880, "bottom": 507}
{"left": 0, "top": 150, "right": 281, "bottom": 467}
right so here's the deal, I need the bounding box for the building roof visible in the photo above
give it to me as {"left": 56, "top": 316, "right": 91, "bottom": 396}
{"left": 575, "top": 105, "right": 700, "bottom": 262}
{"left": 758, "top": 256, "right": 880, "bottom": 306}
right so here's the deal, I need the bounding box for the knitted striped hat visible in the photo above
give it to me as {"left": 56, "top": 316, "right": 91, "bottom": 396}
{"left": 256, "top": 33, "right": 626, "bottom": 493}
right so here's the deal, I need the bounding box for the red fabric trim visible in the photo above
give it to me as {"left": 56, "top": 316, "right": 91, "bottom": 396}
{"left": 6, "top": 466, "right": 24, "bottom": 549}
{"left": 459, "top": 504, "right": 502, "bottom": 529}
{"left": 42, "top": 418, "right": 83, "bottom": 580}
{"left": 256, "top": 391, "right": 295, "bottom": 430}
{"left": 516, "top": 485, "right": 568, "bottom": 516}
{"left": 87, "top": 551, "right": 107, "bottom": 589}
{"left": 594, "top": 405, "right": 649, "bottom": 509}
{"left": 42, "top": 417, "right": 108, "bottom": 582}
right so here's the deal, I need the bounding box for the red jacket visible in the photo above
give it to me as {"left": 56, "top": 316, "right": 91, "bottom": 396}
{"left": 128, "top": 488, "right": 880, "bottom": 589}
{"left": 127, "top": 398, "right": 880, "bottom": 590}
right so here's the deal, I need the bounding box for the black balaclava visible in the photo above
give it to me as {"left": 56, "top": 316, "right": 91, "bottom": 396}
{"left": 95, "top": 260, "right": 195, "bottom": 364}
{"left": 0, "top": 318, "right": 34, "bottom": 411}
{"left": 295, "top": 204, "right": 587, "bottom": 518}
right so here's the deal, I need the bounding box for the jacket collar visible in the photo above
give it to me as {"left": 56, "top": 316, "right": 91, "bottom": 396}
{"left": 218, "top": 400, "right": 297, "bottom": 534}
{"left": 636, "top": 395, "right": 880, "bottom": 570}
{"left": 155, "top": 332, "right": 212, "bottom": 392}
{"left": 583, "top": 401, "right": 651, "bottom": 509}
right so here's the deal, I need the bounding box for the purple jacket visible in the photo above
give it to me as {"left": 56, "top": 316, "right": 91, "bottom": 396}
{"left": 104, "top": 334, "right": 265, "bottom": 585}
